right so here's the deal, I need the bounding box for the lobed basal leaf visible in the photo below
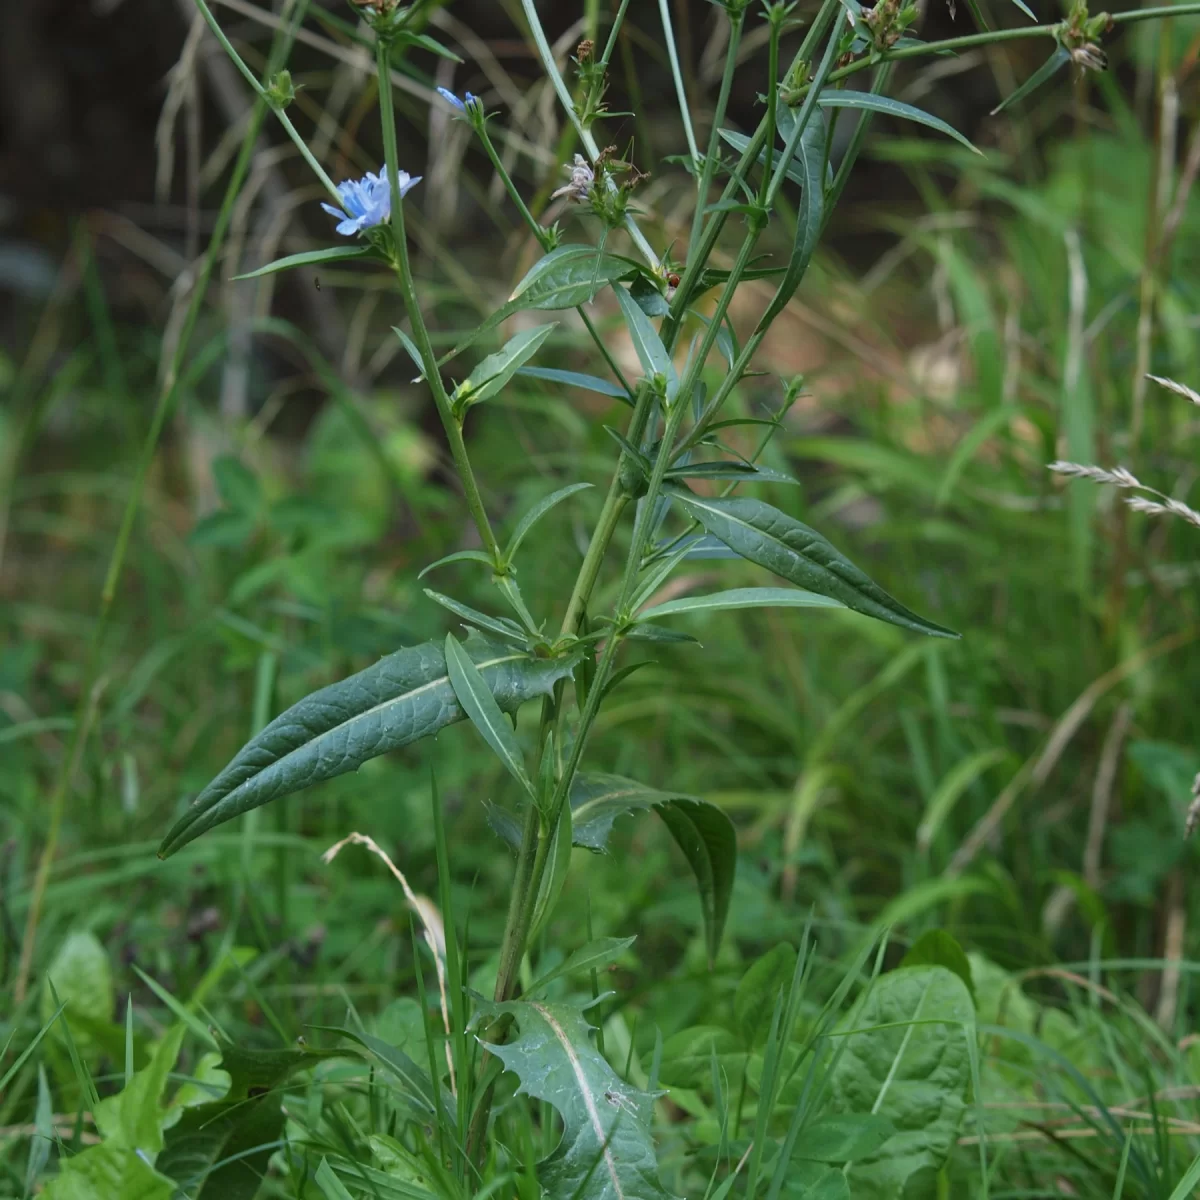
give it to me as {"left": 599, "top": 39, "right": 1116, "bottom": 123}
{"left": 473, "top": 996, "right": 679, "bottom": 1200}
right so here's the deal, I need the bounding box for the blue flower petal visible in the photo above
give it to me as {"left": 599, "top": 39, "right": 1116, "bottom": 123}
{"left": 437, "top": 86, "right": 465, "bottom": 111}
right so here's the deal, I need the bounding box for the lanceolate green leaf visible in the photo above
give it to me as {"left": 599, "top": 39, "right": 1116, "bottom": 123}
{"left": 517, "top": 366, "right": 632, "bottom": 401}
{"left": 436, "top": 248, "right": 642, "bottom": 371}
{"left": 817, "top": 92, "right": 981, "bottom": 155}
{"left": 614, "top": 284, "right": 677, "bottom": 400}
{"left": 570, "top": 773, "right": 736, "bottom": 962}
{"left": 159, "top": 634, "right": 578, "bottom": 856}
{"left": 473, "top": 997, "right": 678, "bottom": 1200}
{"left": 233, "top": 245, "right": 377, "bottom": 280}
{"left": 509, "top": 244, "right": 641, "bottom": 310}
{"left": 758, "top": 107, "right": 827, "bottom": 329}
{"left": 991, "top": 45, "right": 1070, "bottom": 115}
{"left": 424, "top": 590, "right": 527, "bottom": 644}
{"left": 527, "top": 936, "right": 637, "bottom": 998}
{"left": 453, "top": 322, "right": 557, "bottom": 410}
{"left": 444, "top": 633, "right": 535, "bottom": 796}
{"left": 506, "top": 482, "right": 593, "bottom": 563}
{"left": 637, "top": 587, "right": 844, "bottom": 622}
{"left": 666, "top": 488, "right": 958, "bottom": 639}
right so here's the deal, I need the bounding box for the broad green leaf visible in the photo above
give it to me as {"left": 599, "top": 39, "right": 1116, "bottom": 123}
{"left": 757, "top": 107, "right": 827, "bottom": 328}
{"left": 666, "top": 489, "right": 958, "bottom": 639}
{"left": 453, "top": 322, "right": 557, "bottom": 410}
{"left": 43, "top": 1142, "right": 175, "bottom": 1200}
{"left": 157, "top": 1046, "right": 331, "bottom": 1200}
{"left": 735, "top": 943, "right": 797, "bottom": 1047}
{"left": 614, "top": 284, "right": 678, "bottom": 401}
{"left": 212, "top": 456, "right": 260, "bottom": 514}
{"left": 829, "top": 966, "right": 974, "bottom": 1198}
{"left": 795, "top": 1114, "right": 897, "bottom": 1164}
{"left": 991, "top": 46, "right": 1070, "bottom": 115}
{"left": 658, "top": 1025, "right": 744, "bottom": 1091}
{"left": 637, "top": 586, "right": 844, "bottom": 622}
{"left": 424, "top": 590, "right": 527, "bottom": 644}
{"left": 233, "top": 245, "right": 376, "bottom": 280}
{"left": 159, "top": 633, "right": 579, "bottom": 856}
{"left": 444, "top": 633, "right": 535, "bottom": 796}
{"left": 570, "top": 773, "right": 736, "bottom": 962}
{"left": 517, "top": 365, "right": 632, "bottom": 402}
{"left": 473, "top": 997, "right": 678, "bottom": 1200}
{"left": 41, "top": 932, "right": 115, "bottom": 1049}
{"left": 818, "top": 92, "right": 981, "bottom": 155}
{"left": 528, "top": 936, "right": 637, "bottom": 997}
{"left": 509, "top": 245, "right": 640, "bottom": 310}
{"left": 780, "top": 1162, "right": 850, "bottom": 1199}
{"left": 94, "top": 1024, "right": 186, "bottom": 1155}
{"left": 901, "top": 931, "right": 976, "bottom": 1005}
{"left": 505, "top": 481, "right": 593, "bottom": 563}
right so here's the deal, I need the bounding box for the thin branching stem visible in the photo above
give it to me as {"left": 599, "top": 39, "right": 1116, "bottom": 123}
{"left": 376, "top": 38, "right": 501, "bottom": 564}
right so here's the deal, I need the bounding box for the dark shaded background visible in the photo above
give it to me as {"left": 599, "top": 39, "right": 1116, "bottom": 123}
{"left": 0, "top": 0, "right": 1056, "bottom": 316}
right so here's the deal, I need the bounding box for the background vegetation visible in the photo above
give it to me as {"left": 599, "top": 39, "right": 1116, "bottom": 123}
{"left": 3, "top": 0, "right": 1200, "bottom": 1196}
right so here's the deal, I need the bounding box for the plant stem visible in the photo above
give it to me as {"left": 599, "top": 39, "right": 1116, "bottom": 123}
{"left": 518, "top": 0, "right": 660, "bottom": 270}
{"left": 193, "top": 0, "right": 341, "bottom": 202}
{"left": 598, "top": 0, "right": 633, "bottom": 70}
{"left": 687, "top": 7, "right": 745, "bottom": 260}
{"left": 376, "top": 37, "right": 501, "bottom": 565}
{"left": 473, "top": 120, "right": 635, "bottom": 400}
{"left": 660, "top": 0, "right": 701, "bottom": 169}
{"left": 817, "top": 5, "right": 1200, "bottom": 93}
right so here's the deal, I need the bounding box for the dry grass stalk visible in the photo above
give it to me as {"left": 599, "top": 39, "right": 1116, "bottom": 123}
{"left": 322, "top": 832, "right": 455, "bottom": 1094}
{"left": 1147, "top": 373, "right": 1200, "bottom": 406}
{"left": 1047, "top": 462, "right": 1141, "bottom": 488}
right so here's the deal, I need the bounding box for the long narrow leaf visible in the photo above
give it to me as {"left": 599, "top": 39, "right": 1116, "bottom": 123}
{"left": 234, "top": 245, "right": 376, "bottom": 280}
{"left": 444, "top": 633, "right": 535, "bottom": 796}
{"left": 614, "top": 284, "right": 678, "bottom": 401}
{"left": 506, "top": 482, "right": 593, "bottom": 562}
{"left": 453, "top": 323, "right": 557, "bottom": 410}
{"left": 516, "top": 366, "right": 631, "bottom": 401}
{"left": 818, "top": 92, "right": 981, "bottom": 155}
{"left": 991, "top": 46, "right": 1070, "bottom": 115}
{"left": 667, "top": 488, "right": 958, "bottom": 638}
{"left": 160, "top": 634, "right": 577, "bottom": 856}
{"left": 637, "top": 587, "right": 845, "bottom": 621}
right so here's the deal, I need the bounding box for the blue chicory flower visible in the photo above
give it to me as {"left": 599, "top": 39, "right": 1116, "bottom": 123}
{"left": 436, "top": 86, "right": 479, "bottom": 113}
{"left": 321, "top": 169, "right": 421, "bottom": 236}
